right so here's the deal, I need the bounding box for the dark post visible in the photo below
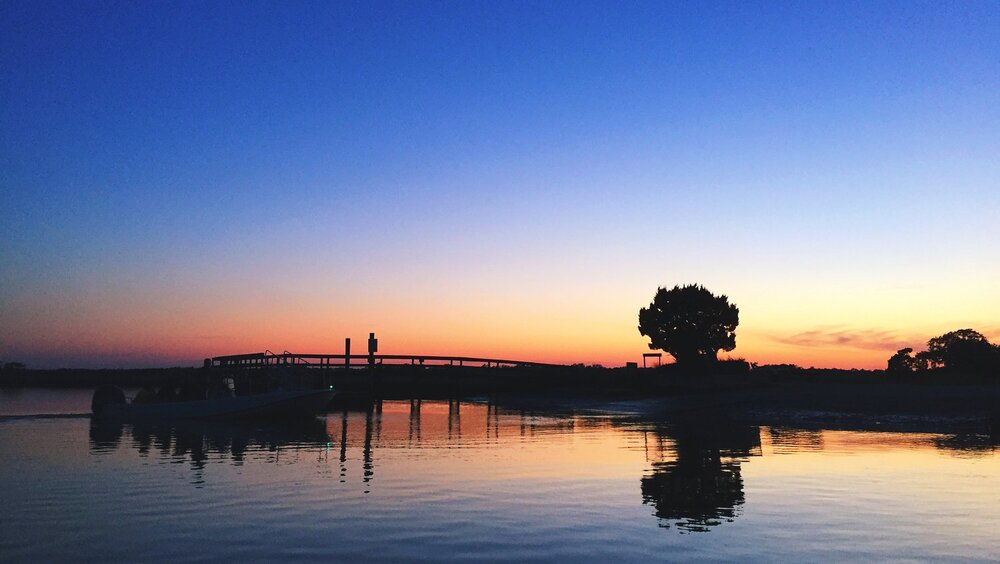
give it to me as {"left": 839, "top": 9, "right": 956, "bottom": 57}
{"left": 345, "top": 338, "right": 351, "bottom": 369}
{"left": 368, "top": 332, "right": 377, "bottom": 367}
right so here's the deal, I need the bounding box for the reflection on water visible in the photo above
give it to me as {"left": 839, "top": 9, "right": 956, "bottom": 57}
{"left": 90, "top": 417, "right": 333, "bottom": 479}
{"left": 933, "top": 432, "right": 999, "bottom": 455}
{"left": 2, "top": 394, "right": 999, "bottom": 562}
{"left": 84, "top": 399, "right": 998, "bottom": 535}
{"left": 85, "top": 399, "right": 588, "bottom": 491}
{"left": 767, "top": 427, "right": 824, "bottom": 453}
{"left": 89, "top": 419, "right": 332, "bottom": 491}
{"left": 639, "top": 421, "right": 760, "bottom": 532}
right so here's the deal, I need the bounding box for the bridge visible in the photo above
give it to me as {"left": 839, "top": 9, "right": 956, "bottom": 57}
{"left": 209, "top": 350, "right": 563, "bottom": 369}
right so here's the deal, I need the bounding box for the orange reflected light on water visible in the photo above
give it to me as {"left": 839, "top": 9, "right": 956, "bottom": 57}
{"left": 316, "top": 402, "right": 1000, "bottom": 480}
{"left": 320, "top": 401, "right": 649, "bottom": 481}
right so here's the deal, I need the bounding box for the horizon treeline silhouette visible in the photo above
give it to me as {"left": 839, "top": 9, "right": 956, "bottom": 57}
{"left": 888, "top": 329, "right": 1000, "bottom": 375}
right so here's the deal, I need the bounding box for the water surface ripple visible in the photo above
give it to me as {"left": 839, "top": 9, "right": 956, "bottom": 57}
{"left": 1, "top": 391, "right": 998, "bottom": 562}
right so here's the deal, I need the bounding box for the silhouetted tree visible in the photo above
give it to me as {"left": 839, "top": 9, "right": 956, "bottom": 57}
{"left": 886, "top": 328, "right": 999, "bottom": 376}
{"left": 887, "top": 348, "right": 913, "bottom": 373}
{"left": 925, "top": 329, "right": 996, "bottom": 373}
{"left": 913, "top": 350, "right": 935, "bottom": 371}
{"left": 638, "top": 284, "right": 739, "bottom": 365}
{"left": 886, "top": 348, "right": 928, "bottom": 373}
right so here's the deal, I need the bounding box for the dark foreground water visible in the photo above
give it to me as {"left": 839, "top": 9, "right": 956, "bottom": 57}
{"left": 1, "top": 389, "right": 998, "bottom": 562}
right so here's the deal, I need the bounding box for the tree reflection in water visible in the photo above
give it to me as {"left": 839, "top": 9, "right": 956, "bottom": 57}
{"left": 933, "top": 431, "right": 999, "bottom": 455}
{"left": 640, "top": 419, "right": 761, "bottom": 533}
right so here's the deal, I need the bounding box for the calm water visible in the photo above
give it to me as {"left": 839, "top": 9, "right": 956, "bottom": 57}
{"left": 1, "top": 389, "right": 998, "bottom": 562}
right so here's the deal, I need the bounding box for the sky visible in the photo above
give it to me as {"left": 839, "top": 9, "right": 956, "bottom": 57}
{"left": 2, "top": 1, "right": 998, "bottom": 369}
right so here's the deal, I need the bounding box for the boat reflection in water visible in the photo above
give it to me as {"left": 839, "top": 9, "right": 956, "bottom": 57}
{"left": 89, "top": 417, "right": 333, "bottom": 467}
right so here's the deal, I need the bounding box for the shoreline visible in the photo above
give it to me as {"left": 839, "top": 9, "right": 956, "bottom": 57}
{"left": 3, "top": 365, "right": 998, "bottom": 424}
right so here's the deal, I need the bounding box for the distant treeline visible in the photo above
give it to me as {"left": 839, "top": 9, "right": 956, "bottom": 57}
{"left": 754, "top": 363, "right": 997, "bottom": 385}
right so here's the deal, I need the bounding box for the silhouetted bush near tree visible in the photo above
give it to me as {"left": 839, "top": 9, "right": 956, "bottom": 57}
{"left": 638, "top": 284, "right": 739, "bottom": 366}
{"left": 886, "top": 348, "right": 928, "bottom": 373}
{"left": 887, "top": 329, "right": 1000, "bottom": 376}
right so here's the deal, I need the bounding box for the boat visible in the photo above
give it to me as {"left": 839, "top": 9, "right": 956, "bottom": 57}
{"left": 91, "top": 388, "right": 337, "bottom": 420}
{"left": 91, "top": 358, "right": 340, "bottom": 420}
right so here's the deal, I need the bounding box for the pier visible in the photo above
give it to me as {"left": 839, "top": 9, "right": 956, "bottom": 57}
{"left": 209, "top": 351, "right": 563, "bottom": 369}
{"left": 209, "top": 332, "right": 562, "bottom": 370}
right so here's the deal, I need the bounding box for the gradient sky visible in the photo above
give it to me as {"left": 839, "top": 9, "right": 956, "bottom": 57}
{"left": 2, "top": 1, "right": 998, "bottom": 369}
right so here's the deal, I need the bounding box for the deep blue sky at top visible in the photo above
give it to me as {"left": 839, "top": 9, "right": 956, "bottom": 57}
{"left": 2, "top": 1, "right": 999, "bottom": 367}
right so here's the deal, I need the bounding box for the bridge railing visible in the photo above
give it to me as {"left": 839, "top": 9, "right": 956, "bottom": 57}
{"left": 210, "top": 352, "right": 562, "bottom": 369}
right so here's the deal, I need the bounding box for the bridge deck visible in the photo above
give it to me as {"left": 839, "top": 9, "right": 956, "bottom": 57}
{"left": 211, "top": 351, "right": 562, "bottom": 369}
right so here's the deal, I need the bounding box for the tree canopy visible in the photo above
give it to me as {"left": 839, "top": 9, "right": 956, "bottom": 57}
{"left": 886, "top": 328, "right": 999, "bottom": 375}
{"left": 638, "top": 284, "right": 739, "bottom": 366}
{"left": 886, "top": 348, "right": 929, "bottom": 373}
{"left": 925, "top": 329, "right": 997, "bottom": 372}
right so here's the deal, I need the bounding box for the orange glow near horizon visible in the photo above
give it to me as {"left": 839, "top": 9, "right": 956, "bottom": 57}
{"left": 3, "top": 268, "right": 999, "bottom": 369}
{"left": 5, "top": 299, "right": 999, "bottom": 369}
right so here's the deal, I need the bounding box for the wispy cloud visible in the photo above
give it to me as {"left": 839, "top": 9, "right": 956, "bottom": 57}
{"left": 772, "top": 327, "right": 915, "bottom": 352}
